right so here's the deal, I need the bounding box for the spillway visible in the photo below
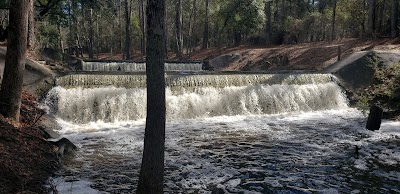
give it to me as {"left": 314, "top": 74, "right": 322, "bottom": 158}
{"left": 82, "top": 61, "right": 203, "bottom": 72}
{"left": 46, "top": 72, "right": 400, "bottom": 194}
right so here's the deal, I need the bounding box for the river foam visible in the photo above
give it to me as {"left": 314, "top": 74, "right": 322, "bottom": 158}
{"left": 51, "top": 109, "right": 400, "bottom": 193}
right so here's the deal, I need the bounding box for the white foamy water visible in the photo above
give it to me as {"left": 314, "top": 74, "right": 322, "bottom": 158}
{"left": 52, "top": 110, "right": 400, "bottom": 193}
{"left": 82, "top": 61, "right": 203, "bottom": 72}
{"left": 46, "top": 75, "right": 399, "bottom": 193}
{"left": 56, "top": 73, "right": 334, "bottom": 88}
{"left": 45, "top": 82, "right": 347, "bottom": 123}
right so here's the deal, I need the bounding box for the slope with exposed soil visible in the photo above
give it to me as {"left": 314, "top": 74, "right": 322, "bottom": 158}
{"left": 188, "top": 38, "right": 400, "bottom": 71}
{"left": 0, "top": 91, "right": 60, "bottom": 194}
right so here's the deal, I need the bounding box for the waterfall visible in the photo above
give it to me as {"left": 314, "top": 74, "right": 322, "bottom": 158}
{"left": 82, "top": 61, "right": 203, "bottom": 72}
{"left": 56, "top": 73, "right": 334, "bottom": 88}
{"left": 46, "top": 73, "right": 348, "bottom": 123}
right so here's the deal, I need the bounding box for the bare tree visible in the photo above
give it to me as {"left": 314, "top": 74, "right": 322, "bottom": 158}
{"left": 0, "top": 0, "right": 30, "bottom": 122}
{"left": 27, "top": 0, "right": 35, "bottom": 50}
{"left": 175, "top": 0, "right": 183, "bottom": 59}
{"left": 88, "top": 8, "right": 94, "bottom": 59}
{"left": 124, "top": 0, "right": 131, "bottom": 59}
{"left": 265, "top": 0, "right": 272, "bottom": 44}
{"left": 368, "top": 0, "right": 376, "bottom": 37}
{"left": 377, "top": 0, "right": 385, "bottom": 33}
{"left": 136, "top": 0, "right": 166, "bottom": 193}
{"left": 331, "top": 0, "right": 337, "bottom": 40}
{"left": 202, "top": 0, "right": 209, "bottom": 50}
{"left": 139, "top": 0, "right": 146, "bottom": 55}
{"left": 187, "top": 0, "right": 197, "bottom": 56}
{"left": 391, "top": 0, "right": 399, "bottom": 38}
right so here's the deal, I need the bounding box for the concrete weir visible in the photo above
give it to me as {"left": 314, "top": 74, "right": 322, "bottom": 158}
{"left": 81, "top": 60, "right": 204, "bottom": 72}
{"left": 55, "top": 71, "right": 334, "bottom": 89}
{"left": 0, "top": 47, "right": 55, "bottom": 97}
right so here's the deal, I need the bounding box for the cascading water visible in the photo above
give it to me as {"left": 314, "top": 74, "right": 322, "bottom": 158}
{"left": 56, "top": 73, "right": 334, "bottom": 88}
{"left": 82, "top": 61, "right": 203, "bottom": 72}
{"left": 46, "top": 83, "right": 347, "bottom": 123}
{"left": 47, "top": 73, "right": 400, "bottom": 194}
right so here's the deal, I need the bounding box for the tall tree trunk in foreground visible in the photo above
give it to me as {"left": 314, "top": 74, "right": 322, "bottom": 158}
{"left": 391, "top": 0, "right": 399, "bottom": 38}
{"left": 202, "top": 0, "right": 209, "bottom": 50}
{"left": 0, "top": 0, "right": 29, "bottom": 122}
{"left": 175, "top": 0, "right": 183, "bottom": 59}
{"left": 136, "top": 0, "right": 166, "bottom": 193}
{"left": 124, "top": 0, "right": 131, "bottom": 59}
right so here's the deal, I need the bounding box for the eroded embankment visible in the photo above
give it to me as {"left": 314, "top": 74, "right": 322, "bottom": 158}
{"left": 0, "top": 91, "right": 59, "bottom": 194}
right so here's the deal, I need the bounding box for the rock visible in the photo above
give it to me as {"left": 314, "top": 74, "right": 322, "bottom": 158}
{"left": 41, "top": 47, "right": 84, "bottom": 70}
{"left": 366, "top": 105, "right": 383, "bottom": 131}
{"left": 208, "top": 53, "right": 241, "bottom": 70}
{"left": 48, "top": 137, "right": 77, "bottom": 158}
{"left": 202, "top": 60, "right": 213, "bottom": 71}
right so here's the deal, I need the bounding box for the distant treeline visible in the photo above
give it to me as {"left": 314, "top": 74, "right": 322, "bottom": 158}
{"left": 0, "top": 0, "right": 398, "bottom": 59}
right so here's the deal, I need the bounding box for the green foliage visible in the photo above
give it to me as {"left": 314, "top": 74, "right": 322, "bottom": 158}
{"left": 218, "top": 0, "right": 261, "bottom": 32}
{"left": 363, "top": 63, "right": 400, "bottom": 111}
{"left": 38, "top": 23, "right": 60, "bottom": 48}
{"left": 12, "top": 0, "right": 398, "bottom": 53}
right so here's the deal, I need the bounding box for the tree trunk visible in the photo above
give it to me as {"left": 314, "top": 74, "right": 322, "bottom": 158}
{"left": 27, "top": 0, "right": 34, "bottom": 50}
{"left": 265, "top": 0, "right": 272, "bottom": 44}
{"left": 234, "top": 30, "right": 241, "bottom": 46}
{"left": 366, "top": 105, "right": 383, "bottom": 131}
{"left": 368, "top": 0, "right": 376, "bottom": 37}
{"left": 58, "top": 16, "right": 64, "bottom": 51}
{"left": 190, "top": 0, "right": 198, "bottom": 53}
{"left": 187, "top": 0, "right": 195, "bottom": 56}
{"left": 136, "top": 0, "right": 166, "bottom": 193}
{"left": 68, "top": 0, "right": 73, "bottom": 54}
{"left": 391, "top": 0, "right": 399, "bottom": 38}
{"left": 202, "top": 0, "right": 209, "bottom": 50}
{"left": 175, "top": 0, "right": 183, "bottom": 59}
{"left": 139, "top": 0, "right": 146, "bottom": 55}
{"left": 118, "top": 0, "right": 123, "bottom": 53}
{"left": 378, "top": 0, "right": 385, "bottom": 34}
{"left": 72, "top": 0, "right": 81, "bottom": 57}
{"left": 96, "top": 13, "right": 100, "bottom": 59}
{"left": 124, "top": 0, "right": 131, "bottom": 59}
{"left": 331, "top": 0, "right": 337, "bottom": 41}
{"left": 88, "top": 8, "right": 94, "bottom": 59}
{"left": 281, "top": 0, "right": 286, "bottom": 28}
{"left": 0, "top": 0, "right": 29, "bottom": 122}
{"left": 362, "top": 0, "right": 366, "bottom": 37}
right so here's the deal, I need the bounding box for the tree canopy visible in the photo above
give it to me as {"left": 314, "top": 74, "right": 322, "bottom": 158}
{"left": 0, "top": 0, "right": 398, "bottom": 58}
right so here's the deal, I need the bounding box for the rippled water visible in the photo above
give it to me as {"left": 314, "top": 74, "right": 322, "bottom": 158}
{"left": 53, "top": 109, "right": 400, "bottom": 194}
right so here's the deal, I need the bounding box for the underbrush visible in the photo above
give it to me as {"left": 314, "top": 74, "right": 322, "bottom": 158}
{"left": 359, "top": 63, "right": 400, "bottom": 119}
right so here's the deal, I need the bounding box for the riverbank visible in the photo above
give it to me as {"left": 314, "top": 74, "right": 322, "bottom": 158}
{"left": 0, "top": 91, "right": 59, "bottom": 193}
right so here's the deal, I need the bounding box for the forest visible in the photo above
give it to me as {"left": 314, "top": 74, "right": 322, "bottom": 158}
{"left": 0, "top": 0, "right": 399, "bottom": 59}
{"left": 0, "top": 0, "right": 400, "bottom": 193}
